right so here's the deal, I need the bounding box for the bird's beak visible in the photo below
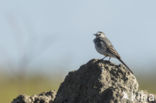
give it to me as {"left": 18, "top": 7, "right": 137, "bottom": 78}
{"left": 94, "top": 33, "right": 97, "bottom": 36}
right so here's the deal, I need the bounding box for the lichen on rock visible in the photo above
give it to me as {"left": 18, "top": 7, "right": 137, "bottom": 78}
{"left": 11, "top": 90, "right": 56, "bottom": 103}
{"left": 54, "top": 59, "right": 138, "bottom": 103}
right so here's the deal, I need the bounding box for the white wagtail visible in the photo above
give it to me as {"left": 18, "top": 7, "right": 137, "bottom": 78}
{"left": 93, "top": 31, "right": 133, "bottom": 74}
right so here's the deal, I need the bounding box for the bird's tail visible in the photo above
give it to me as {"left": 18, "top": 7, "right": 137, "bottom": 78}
{"left": 116, "top": 57, "right": 133, "bottom": 74}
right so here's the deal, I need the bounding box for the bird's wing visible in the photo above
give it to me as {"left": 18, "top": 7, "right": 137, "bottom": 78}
{"left": 102, "top": 37, "right": 121, "bottom": 58}
{"left": 106, "top": 45, "right": 121, "bottom": 58}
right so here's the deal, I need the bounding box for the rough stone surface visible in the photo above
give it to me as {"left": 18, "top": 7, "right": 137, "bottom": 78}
{"left": 11, "top": 90, "right": 56, "bottom": 103}
{"left": 54, "top": 59, "right": 156, "bottom": 103}
{"left": 11, "top": 59, "right": 156, "bottom": 103}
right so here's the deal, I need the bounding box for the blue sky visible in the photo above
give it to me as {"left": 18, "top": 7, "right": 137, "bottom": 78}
{"left": 0, "top": 0, "right": 156, "bottom": 74}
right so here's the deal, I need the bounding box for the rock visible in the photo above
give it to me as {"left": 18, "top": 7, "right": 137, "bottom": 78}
{"left": 11, "top": 59, "right": 156, "bottom": 103}
{"left": 54, "top": 59, "right": 156, "bottom": 103}
{"left": 11, "top": 90, "right": 56, "bottom": 103}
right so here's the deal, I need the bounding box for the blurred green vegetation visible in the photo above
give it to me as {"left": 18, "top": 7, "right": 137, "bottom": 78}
{"left": 0, "top": 73, "right": 155, "bottom": 103}
{"left": 0, "top": 74, "right": 62, "bottom": 103}
{"left": 137, "top": 76, "right": 156, "bottom": 94}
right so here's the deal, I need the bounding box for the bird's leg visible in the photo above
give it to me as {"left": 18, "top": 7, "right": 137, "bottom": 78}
{"left": 108, "top": 57, "right": 111, "bottom": 62}
{"left": 100, "top": 56, "right": 107, "bottom": 60}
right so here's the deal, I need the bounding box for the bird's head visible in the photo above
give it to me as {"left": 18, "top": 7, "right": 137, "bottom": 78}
{"left": 94, "top": 31, "right": 106, "bottom": 38}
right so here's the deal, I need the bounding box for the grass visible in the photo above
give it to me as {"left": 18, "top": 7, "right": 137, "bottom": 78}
{"left": 138, "top": 78, "right": 156, "bottom": 94}
{"left": 0, "top": 75, "right": 61, "bottom": 103}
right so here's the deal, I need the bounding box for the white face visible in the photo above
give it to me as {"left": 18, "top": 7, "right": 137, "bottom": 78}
{"left": 95, "top": 31, "right": 105, "bottom": 38}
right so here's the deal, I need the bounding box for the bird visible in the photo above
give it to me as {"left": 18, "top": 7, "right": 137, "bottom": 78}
{"left": 93, "top": 31, "right": 133, "bottom": 74}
